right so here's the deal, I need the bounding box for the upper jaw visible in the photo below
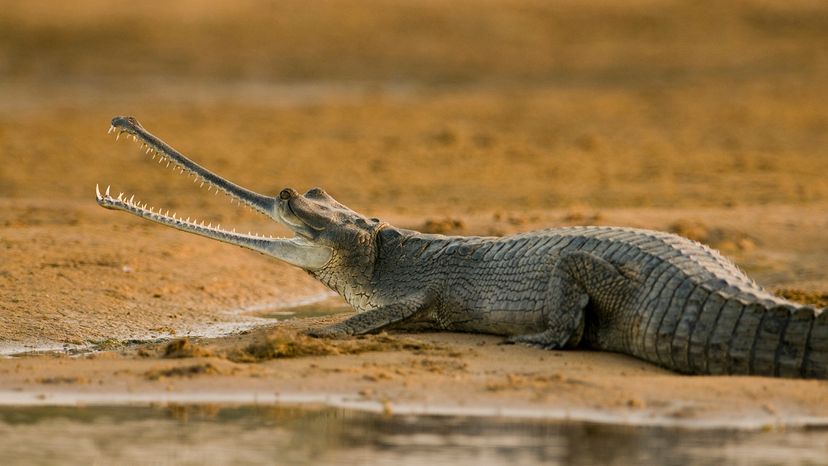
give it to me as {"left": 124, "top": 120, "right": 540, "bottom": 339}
{"left": 107, "top": 115, "right": 277, "bottom": 217}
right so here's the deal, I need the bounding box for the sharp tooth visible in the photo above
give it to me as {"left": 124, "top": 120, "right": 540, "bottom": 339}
{"left": 117, "top": 192, "right": 124, "bottom": 201}
{"left": 132, "top": 135, "right": 137, "bottom": 142}
{"left": 146, "top": 148, "right": 151, "bottom": 154}
{"left": 151, "top": 154, "right": 156, "bottom": 160}
{"left": 128, "top": 194, "right": 135, "bottom": 204}
{"left": 115, "top": 132, "right": 121, "bottom": 141}
{"left": 95, "top": 184, "right": 101, "bottom": 198}
{"left": 166, "top": 161, "right": 170, "bottom": 168}
{"left": 107, "top": 126, "right": 114, "bottom": 134}
{"left": 200, "top": 182, "right": 204, "bottom": 188}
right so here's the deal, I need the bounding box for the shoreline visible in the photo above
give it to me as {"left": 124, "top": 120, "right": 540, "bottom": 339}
{"left": 0, "top": 389, "right": 825, "bottom": 431}
{"left": 0, "top": 291, "right": 341, "bottom": 357}
{"left": 1, "top": 324, "right": 826, "bottom": 431}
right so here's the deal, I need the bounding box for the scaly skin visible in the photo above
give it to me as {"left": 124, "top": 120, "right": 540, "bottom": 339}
{"left": 98, "top": 116, "right": 827, "bottom": 379}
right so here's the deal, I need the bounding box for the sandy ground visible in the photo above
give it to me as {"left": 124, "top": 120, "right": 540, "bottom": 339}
{"left": 1, "top": 0, "right": 828, "bottom": 426}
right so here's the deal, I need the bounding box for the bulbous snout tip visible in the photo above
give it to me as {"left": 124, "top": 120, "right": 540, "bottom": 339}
{"left": 111, "top": 115, "right": 143, "bottom": 130}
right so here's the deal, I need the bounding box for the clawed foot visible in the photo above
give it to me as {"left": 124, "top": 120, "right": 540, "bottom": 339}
{"left": 304, "top": 324, "right": 353, "bottom": 338}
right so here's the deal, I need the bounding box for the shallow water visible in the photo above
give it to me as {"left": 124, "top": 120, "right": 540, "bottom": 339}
{"left": 0, "top": 405, "right": 826, "bottom": 466}
{"left": 253, "top": 298, "right": 353, "bottom": 322}
{"left": 0, "top": 295, "right": 351, "bottom": 356}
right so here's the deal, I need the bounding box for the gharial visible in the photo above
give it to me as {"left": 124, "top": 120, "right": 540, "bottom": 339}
{"left": 96, "top": 116, "right": 827, "bottom": 379}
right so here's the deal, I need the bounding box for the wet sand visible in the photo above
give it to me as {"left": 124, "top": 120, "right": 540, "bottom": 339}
{"left": 2, "top": 0, "right": 828, "bottom": 427}
{"left": 3, "top": 321, "right": 828, "bottom": 429}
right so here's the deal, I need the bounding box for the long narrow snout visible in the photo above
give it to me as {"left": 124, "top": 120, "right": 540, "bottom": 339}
{"left": 97, "top": 116, "right": 333, "bottom": 271}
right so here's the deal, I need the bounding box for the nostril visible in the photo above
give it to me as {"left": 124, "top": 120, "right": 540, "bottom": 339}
{"left": 279, "top": 189, "right": 292, "bottom": 200}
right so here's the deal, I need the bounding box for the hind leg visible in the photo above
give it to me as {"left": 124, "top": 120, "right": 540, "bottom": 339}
{"left": 504, "top": 251, "right": 633, "bottom": 349}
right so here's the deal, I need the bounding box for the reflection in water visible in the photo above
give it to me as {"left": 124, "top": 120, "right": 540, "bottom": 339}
{"left": 256, "top": 299, "right": 353, "bottom": 321}
{"left": 0, "top": 405, "right": 826, "bottom": 465}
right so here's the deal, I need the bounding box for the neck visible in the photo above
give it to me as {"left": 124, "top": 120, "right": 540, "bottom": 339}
{"left": 310, "top": 229, "right": 394, "bottom": 311}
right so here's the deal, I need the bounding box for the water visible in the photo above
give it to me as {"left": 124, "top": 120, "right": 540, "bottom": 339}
{"left": 0, "top": 404, "right": 825, "bottom": 466}
{"left": 254, "top": 299, "right": 353, "bottom": 322}
{"left": 0, "top": 295, "right": 351, "bottom": 356}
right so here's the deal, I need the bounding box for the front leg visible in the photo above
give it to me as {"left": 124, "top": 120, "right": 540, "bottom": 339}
{"left": 306, "top": 291, "right": 434, "bottom": 337}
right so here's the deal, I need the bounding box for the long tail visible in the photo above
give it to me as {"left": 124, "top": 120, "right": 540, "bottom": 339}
{"left": 680, "top": 295, "right": 827, "bottom": 378}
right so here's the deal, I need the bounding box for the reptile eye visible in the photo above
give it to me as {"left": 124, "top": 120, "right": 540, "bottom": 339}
{"left": 279, "top": 189, "right": 292, "bottom": 200}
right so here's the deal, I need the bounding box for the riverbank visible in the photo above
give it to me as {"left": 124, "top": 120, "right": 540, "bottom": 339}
{"left": 2, "top": 200, "right": 827, "bottom": 428}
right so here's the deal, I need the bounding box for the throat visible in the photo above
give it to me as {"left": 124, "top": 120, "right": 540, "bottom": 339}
{"left": 312, "top": 267, "right": 376, "bottom": 312}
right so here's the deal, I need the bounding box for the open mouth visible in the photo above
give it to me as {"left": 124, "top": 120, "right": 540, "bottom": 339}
{"left": 96, "top": 116, "right": 332, "bottom": 270}
{"left": 96, "top": 116, "right": 277, "bottom": 239}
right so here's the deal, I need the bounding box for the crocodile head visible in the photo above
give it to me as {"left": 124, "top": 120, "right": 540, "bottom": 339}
{"left": 96, "top": 116, "right": 383, "bottom": 274}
